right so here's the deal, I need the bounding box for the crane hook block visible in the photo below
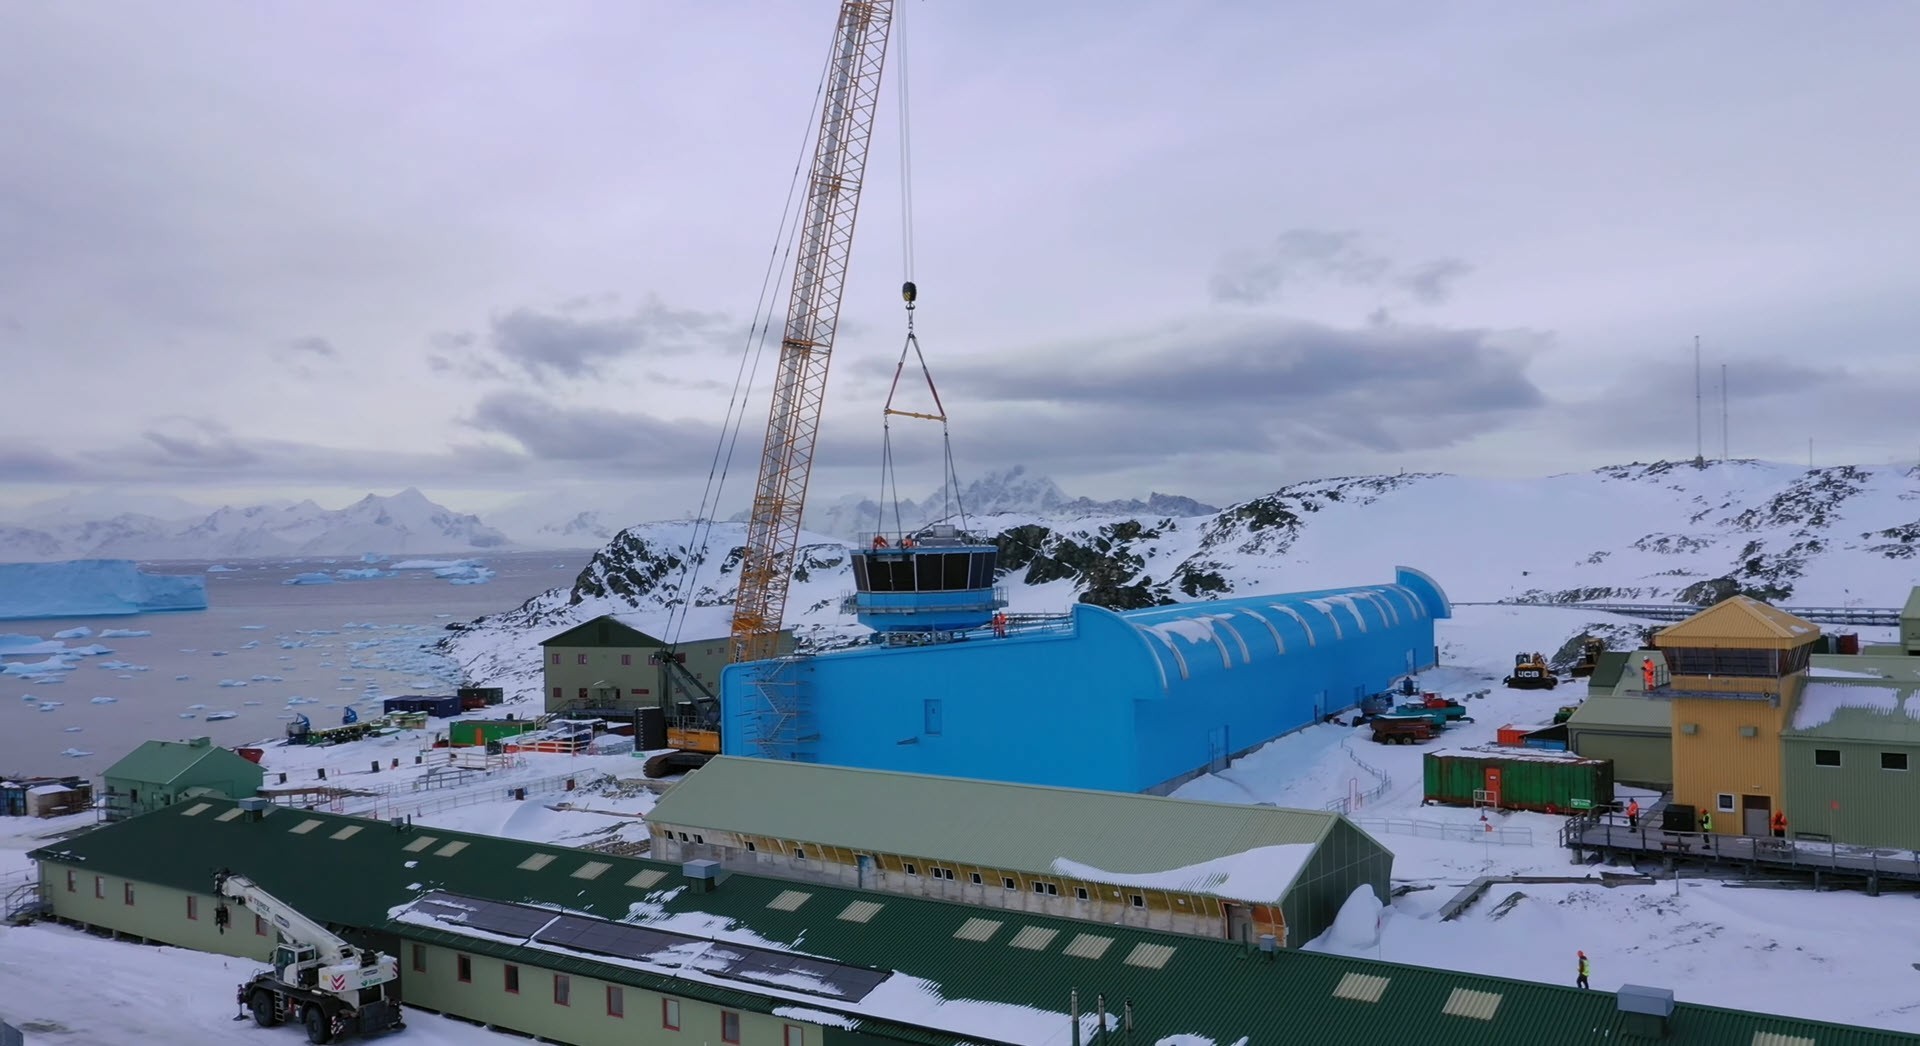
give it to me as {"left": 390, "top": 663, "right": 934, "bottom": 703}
{"left": 901, "top": 281, "right": 918, "bottom": 305}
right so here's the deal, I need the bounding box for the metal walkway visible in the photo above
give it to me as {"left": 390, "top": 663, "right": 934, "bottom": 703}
{"left": 1562, "top": 814, "right": 1920, "bottom": 892}
{"left": 1454, "top": 601, "right": 1902, "bottom": 627}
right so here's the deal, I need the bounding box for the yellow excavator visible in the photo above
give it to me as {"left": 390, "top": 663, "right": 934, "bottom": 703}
{"left": 1503, "top": 651, "right": 1559, "bottom": 690}
{"left": 1568, "top": 637, "right": 1607, "bottom": 678}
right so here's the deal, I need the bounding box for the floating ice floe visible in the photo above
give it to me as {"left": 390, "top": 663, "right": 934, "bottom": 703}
{"left": 68, "top": 644, "right": 112, "bottom": 656}
{"left": 98, "top": 628, "right": 151, "bottom": 638}
{"left": 240, "top": 640, "right": 260, "bottom": 649}
{"left": 242, "top": 700, "right": 262, "bottom": 706}
{"left": 174, "top": 674, "right": 190, "bottom": 681}
{"left": 206, "top": 564, "right": 239, "bottom": 573}
{"left": 240, "top": 625, "right": 264, "bottom": 630}
{"left": 52, "top": 627, "right": 92, "bottom": 640}
{"left": 217, "top": 679, "right": 248, "bottom": 688}
{"left": 205, "top": 711, "right": 237, "bottom": 721}
{"left": 39, "top": 702, "right": 63, "bottom": 711}
{"left": 63, "top": 726, "right": 83, "bottom": 733}
{"left": 60, "top": 748, "right": 92, "bottom": 758}
{"left": 250, "top": 674, "right": 283, "bottom": 682}
{"left": 178, "top": 713, "right": 196, "bottom": 719}
{"left": 90, "top": 696, "right": 117, "bottom": 704}
{"left": 283, "top": 572, "right": 335, "bottom": 586}
{"left": 209, "top": 651, "right": 226, "bottom": 657}
{"left": 186, "top": 703, "right": 207, "bottom": 710}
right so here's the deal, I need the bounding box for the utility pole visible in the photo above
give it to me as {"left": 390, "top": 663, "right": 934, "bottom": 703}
{"left": 1728, "top": 362, "right": 1743, "bottom": 460}
{"left": 1692, "top": 335, "right": 1704, "bottom": 468}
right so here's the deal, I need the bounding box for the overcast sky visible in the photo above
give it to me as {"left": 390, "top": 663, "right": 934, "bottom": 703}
{"left": 3, "top": 1, "right": 1917, "bottom": 525}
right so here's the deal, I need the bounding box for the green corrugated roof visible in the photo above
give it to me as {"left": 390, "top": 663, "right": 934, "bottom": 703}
{"left": 538, "top": 615, "right": 664, "bottom": 648}
{"left": 1567, "top": 695, "right": 1673, "bottom": 733}
{"left": 32, "top": 799, "right": 1920, "bottom": 1046}
{"left": 102, "top": 739, "right": 258, "bottom": 786}
{"left": 648, "top": 757, "right": 1352, "bottom": 901}
{"left": 1589, "top": 650, "right": 1631, "bottom": 690}
{"left": 1785, "top": 677, "right": 1920, "bottom": 745}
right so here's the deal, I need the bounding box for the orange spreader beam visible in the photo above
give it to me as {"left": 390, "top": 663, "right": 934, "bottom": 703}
{"left": 731, "top": 0, "right": 895, "bottom": 665}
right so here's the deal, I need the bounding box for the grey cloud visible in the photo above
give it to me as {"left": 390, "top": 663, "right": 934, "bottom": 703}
{"left": 464, "top": 391, "right": 723, "bottom": 467}
{"left": 1210, "top": 229, "right": 1474, "bottom": 308}
{"left": 1398, "top": 258, "right": 1474, "bottom": 305}
{"left": 286, "top": 336, "right": 337, "bottom": 357}
{"left": 1209, "top": 230, "right": 1391, "bottom": 305}
{"left": 877, "top": 316, "right": 1545, "bottom": 466}
{"left": 488, "top": 298, "right": 731, "bottom": 383}
{"left": 135, "top": 418, "right": 261, "bottom": 470}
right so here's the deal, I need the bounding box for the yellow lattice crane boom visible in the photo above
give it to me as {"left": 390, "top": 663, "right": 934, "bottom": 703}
{"left": 730, "top": 0, "right": 896, "bottom": 666}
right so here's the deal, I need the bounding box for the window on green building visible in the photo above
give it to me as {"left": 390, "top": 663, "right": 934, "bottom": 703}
{"left": 722, "top": 1010, "right": 741, "bottom": 1044}
{"left": 1815, "top": 749, "right": 1841, "bottom": 767}
{"left": 1884, "top": 752, "right": 1909, "bottom": 771}
{"left": 503, "top": 964, "right": 519, "bottom": 994}
{"left": 552, "top": 974, "right": 570, "bottom": 1006}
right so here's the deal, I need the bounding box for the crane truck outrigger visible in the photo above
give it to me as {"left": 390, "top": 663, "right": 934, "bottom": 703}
{"left": 214, "top": 869, "right": 405, "bottom": 1044}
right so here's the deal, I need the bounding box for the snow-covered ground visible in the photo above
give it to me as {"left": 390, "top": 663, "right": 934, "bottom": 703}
{"left": 4, "top": 604, "right": 1918, "bottom": 1039}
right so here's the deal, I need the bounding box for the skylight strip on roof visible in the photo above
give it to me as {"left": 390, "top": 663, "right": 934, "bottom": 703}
{"left": 402, "top": 835, "right": 440, "bottom": 853}
{"left": 625, "top": 869, "right": 667, "bottom": 889}
{"left": 518, "top": 853, "right": 557, "bottom": 871}
{"left": 330, "top": 825, "right": 363, "bottom": 841}
{"left": 180, "top": 802, "right": 212, "bottom": 817}
{"left": 1332, "top": 972, "right": 1389, "bottom": 1003}
{"left": 1122, "top": 942, "right": 1176, "bottom": 969}
{"left": 1442, "top": 988, "right": 1501, "bottom": 1021}
{"left": 434, "top": 841, "right": 469, "bottom": 858}
{"left": 214, "top": 808, "right": 244, "bottom": 822}
{"left": 572, "top": 861, "right": 613, "bottom": 881}
{"left": 289, "top": 818, "right": 324, "bottom": 835}
{"left": 1008, "top": 926, "right": 1058, "bottom": 951}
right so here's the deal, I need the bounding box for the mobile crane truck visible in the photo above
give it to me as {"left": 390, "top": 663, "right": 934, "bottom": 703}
{"left": 214, "top": 869, "right": 405, "bottom": 1044}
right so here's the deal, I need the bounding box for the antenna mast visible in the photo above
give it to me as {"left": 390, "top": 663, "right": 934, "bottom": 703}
{"left": 1692, "top": 335, "right": 1704, "bottom": 468}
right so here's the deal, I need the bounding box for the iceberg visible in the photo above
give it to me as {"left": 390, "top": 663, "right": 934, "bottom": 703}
{"left": 53, "top": 626, "right": 92, "bottom": 639}
{"left": 283, "top": 572, "right": 335, "bottom": 585}
{"left": 0, "top": 560, "right": 207, "bottom": 621}
{"left": 98, "top": 628, "right": 152, "bottom": 638}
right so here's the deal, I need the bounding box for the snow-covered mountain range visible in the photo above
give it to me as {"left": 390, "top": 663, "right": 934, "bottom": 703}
{"left": 759, "top": 465, "right": 1220, "bottom": 543}
{"left": 0, "top": 488, "right": 511, "bottom": 562}
{"left": 439, "top": 460, "right": 1920, "bottom": 700}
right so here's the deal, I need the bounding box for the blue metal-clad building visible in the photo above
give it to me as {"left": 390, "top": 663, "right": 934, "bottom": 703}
{"left": 721, "top": 562, "right": 1450, "bottom": 794}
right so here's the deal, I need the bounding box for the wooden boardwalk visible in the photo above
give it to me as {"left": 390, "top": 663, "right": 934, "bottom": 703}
{"left": 1563, "top": 814, "right": 1920, "bottom": 892}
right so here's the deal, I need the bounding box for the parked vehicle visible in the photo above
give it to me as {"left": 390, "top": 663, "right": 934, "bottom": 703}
{"left": 1371, "top": 716, "right": 1437, "bottom": 745}
{"left": 1503, "top": 651, "right": 1559, "bottom": 689}
{"left": 1390, "top": 693, "right": 1474, "bottom": 726}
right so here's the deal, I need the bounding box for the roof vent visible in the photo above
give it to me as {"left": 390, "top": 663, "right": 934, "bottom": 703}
{"left": 1617, "top": 984, "right": 1675, "bottom": 1039}
{"left": 236, "top": 796, "right": 269, "bottom": 821}
{"left": 683, "top": 859, "right": 722, "bottom": 893}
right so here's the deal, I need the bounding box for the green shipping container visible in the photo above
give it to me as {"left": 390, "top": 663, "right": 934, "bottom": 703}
{"left": 1423, "top": 749, "right": 1614, "bottom": 813}
{"left": 451, "top": 721, "right": 533, "bottom": 748}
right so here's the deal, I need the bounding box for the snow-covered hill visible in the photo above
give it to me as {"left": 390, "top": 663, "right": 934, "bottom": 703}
{"left": 440, "top": 460, "right": 1920, "bottom": 700}
{"left": 0, "top": 488, "right": 512, "bottom": 562}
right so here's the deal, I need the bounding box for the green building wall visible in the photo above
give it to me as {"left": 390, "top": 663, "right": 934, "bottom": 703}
{"left": 399, "top": 940, "right": 829, "bottom": 1046}
{"left": 1782, "top": 738, "right": 1920, "bottom": 849}
{"left": 541, "top": 623, "right": 794, "bottom": 715}
{"left": 1280, "top": 819, "right": 1393, "bottom": 949}
{"left": 38, "top": 859, "right": 274, "bottom": 961}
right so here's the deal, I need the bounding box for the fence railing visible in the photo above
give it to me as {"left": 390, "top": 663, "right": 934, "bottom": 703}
{"left": 335, "top": 772, "right": 598, "bottom": 821}
{"left": 1324, "top": 737, "right": 1395, "bottom": 814}
{"left": 1356, "top": 816, "right": 1535, "bottom": 847}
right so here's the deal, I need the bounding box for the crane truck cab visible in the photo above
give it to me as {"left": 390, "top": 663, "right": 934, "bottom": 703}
{"left": 214, "top": 870, "right": 404, "bottom": 1044}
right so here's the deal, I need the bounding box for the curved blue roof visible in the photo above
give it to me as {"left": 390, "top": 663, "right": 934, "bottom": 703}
{"left": 1118, "top": 568, "right": 1450, "bottom": 690}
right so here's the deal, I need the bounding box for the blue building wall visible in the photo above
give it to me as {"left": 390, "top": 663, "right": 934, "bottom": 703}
{"left": 722, "top": 567, "right": 1450, "bottom": 794}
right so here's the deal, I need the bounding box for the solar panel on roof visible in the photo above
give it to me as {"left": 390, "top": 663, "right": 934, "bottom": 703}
{"left": 409, "top": 892, "right": 560, "bottom": 939}
{"left": 400, "top": 891, "right": 892, "bottom": 1004}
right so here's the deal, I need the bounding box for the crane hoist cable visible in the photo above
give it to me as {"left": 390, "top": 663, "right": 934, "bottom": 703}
{"left": 660, "top": 36, "right": 839, "bottom": 652}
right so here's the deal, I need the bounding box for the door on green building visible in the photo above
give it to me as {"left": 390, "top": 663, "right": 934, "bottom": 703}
{"left": 1742, "top": 795, "right": 1771, "bottom": 837}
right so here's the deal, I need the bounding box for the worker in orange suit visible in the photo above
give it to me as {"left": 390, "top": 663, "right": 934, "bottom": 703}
{"left": 1625, "top": 798, "right": 1640, "bottom": 830}
{"left": 1771, "top": 810, "right": 1787, "bottom": 838}
{"left": 1641, "top": 657, "right": 1656, "bottom": 689}
{"left": 992, "top": 612, "right": 1008, "bottom": 638}
{"left": 872, "top": 535, "right": 888, "bottom": 549}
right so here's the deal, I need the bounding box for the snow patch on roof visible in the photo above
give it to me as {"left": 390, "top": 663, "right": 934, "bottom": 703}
{"left": 1791, "top": 682, "right": 1904, "bottom": 730}
{"left": 1808, "top": 665, "right": 1886, "bottom": 679}
{"left": 1050, "top": 843, "right": 1316, "bottom": 902}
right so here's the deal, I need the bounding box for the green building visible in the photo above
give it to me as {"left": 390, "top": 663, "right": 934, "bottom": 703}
{"left": 1781, "top": 655, "right": 1920, "bottom": 849}
{"left": 1903, "top": 587, "right": 1920, "bottom": 655}
{"left": 100, "top": 737, "right": 265, "bottom": 821}
{"left": 645, "top": 756, "right": 1391, "bottom": 948}
{"left": 1566, "top": 650, "right": 1674, "bottom": 789}
{"left": 30, "top": 797, "right": 1920, "bottom": 1046}
{"left": 539, "top": 615, "right": 794, "bottom": 716}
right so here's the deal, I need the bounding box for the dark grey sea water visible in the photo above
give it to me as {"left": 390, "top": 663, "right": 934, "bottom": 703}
{"left": 0, "top": 551, "right": 588, "bottom": 779}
